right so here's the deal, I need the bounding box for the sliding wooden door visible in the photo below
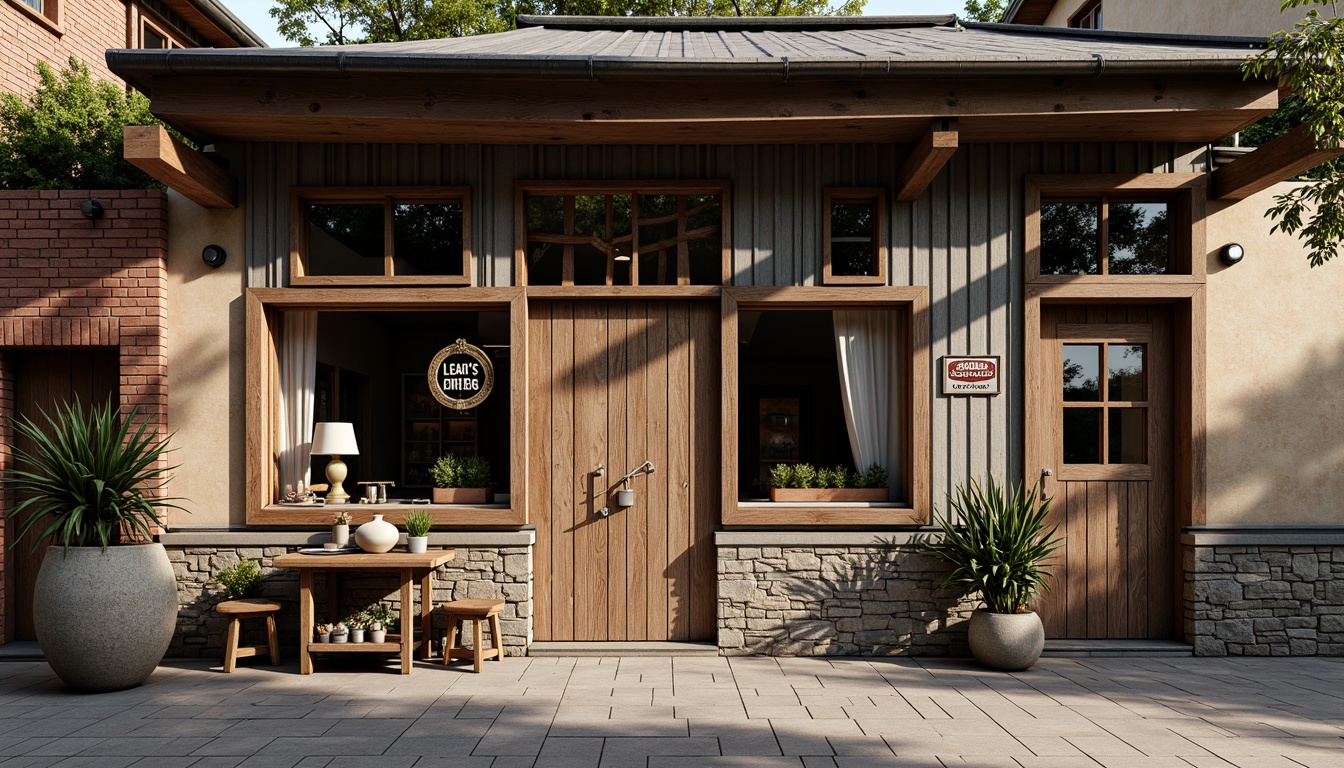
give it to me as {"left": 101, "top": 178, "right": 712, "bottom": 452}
{"left": 529, "top": 300, "right": 718, "bottom": 642}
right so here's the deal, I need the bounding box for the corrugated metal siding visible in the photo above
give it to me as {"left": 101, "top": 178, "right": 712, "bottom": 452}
{"left": 243, "top": 140, "right": 1206, "bottom": 511}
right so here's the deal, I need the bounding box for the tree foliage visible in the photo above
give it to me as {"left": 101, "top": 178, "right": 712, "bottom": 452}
{"left": 1243, "top": 0, "right": 1344, "bottom": 267}
{"left": 961, "top": 0, "right": 1007, "bottom": 23}
{"left": 272, "top": 0, "right": 865, "bottom": 46}
{"left": 0, "top": 58, "right": 166, "bottom": 191}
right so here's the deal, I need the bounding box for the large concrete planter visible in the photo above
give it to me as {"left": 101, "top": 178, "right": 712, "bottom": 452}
{"left": 33, "top": 543, "right": 178, "bottom": 692}
{"left": 966, "top": 609, "right": 1044, "bottom": 671}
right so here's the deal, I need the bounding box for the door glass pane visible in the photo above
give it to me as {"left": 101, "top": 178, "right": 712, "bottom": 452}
{"left": 1063, "top": 408, "right": 1102, "bottom": 464}
{"left": 308, "top": 204, "right": 384, "bottom": 276}
{"left": 1108, "top": 344, "right": 1146, "bottom": 401}
{"left": 1041, "top": 203, "right": 1100, "bottom": 275}
{"left": 1109, "top": 408, "right": 1147, "bottom": 463}
{"left": 1062, "top": 344, "right": 1101, "bottom": 401}
{"left": 392, "top": 203, "right": 463, "bottom": 277}
{"left": 1108, "top": 202, "right": 1170, "bottom": 275}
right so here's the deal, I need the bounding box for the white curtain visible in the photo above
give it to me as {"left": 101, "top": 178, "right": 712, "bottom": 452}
{"left": 833, "top": 311, "right": 901, "bottom": 499}
{"left": 278, "top": 311, "right": 318, "bottom": 492}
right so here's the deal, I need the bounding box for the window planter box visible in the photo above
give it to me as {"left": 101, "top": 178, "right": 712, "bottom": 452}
{"left": 432, "top": 487, "right": 492, "bottom": 504}
{"left": 769, "top": 488, "right": 888, "bottom": 503}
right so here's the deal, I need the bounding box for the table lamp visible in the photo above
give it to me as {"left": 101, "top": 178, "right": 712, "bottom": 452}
{"left": 310, "top": 422, "right": 359, "bottom": 505}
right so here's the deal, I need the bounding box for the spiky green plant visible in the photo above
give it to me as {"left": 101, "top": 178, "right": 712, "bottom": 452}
{"left": 921, "top": 476, "right": 1062, "bottom": 614}
{"left": 403, "top": 508, "right": 433, "bottom": 538}
{"left": 2, "top": 396, "right": 183, "bottom": 552}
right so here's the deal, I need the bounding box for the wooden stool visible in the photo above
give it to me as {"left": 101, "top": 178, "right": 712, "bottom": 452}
{"left": 441, "top": 599, "right": 505, "bottom": 673}
{"left": 217, "top": 598, "right": 281, "bottom": 673}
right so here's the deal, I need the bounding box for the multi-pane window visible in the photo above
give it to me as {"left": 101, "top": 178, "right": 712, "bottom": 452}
{"left": 822, "top": 188, "right": 886, "bottom": 285}
{"left": 521, "top": 184, "right": 726, "bottom": 286}
{"left": 293, "top": 188, "right": 472, "bottom": 285}
{"left": 1069, "top": 0, "right": 1102, "bottom": 29}
{"left": 1062, "top": 342, "right": 1147, "bottom": 465}
{"left": 1041, "top": 198, "right": 1170, "bottom": 275}
{"left": 14, "top": 0, "right": 58, "bottom": 26}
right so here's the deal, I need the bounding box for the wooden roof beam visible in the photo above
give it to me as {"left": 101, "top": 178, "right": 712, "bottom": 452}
{"left": 895, "top": 117, "right": 958, "bottom": 201}
{"left": 123, "top": 125, "right": 236, "bottom": 209}
{"left": 1212, "top": 123, "right": 1344, "bottom": 200}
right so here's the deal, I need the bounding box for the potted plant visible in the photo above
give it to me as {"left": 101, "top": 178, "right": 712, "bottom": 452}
{"left": 330, "top": 621, "right": 348, "bottom": 643}
{"left": 315, "top": 623, "right": 332, "bottom": 643}
{"left": 216, "top": 558, "right": 265, "bottom": 600}
{"left": 331, "top": 509, "right": 352, "bottom": 546}
{"left": 430, "top": 454, "right": 493, "bottom": 504}
{"left": 403, "top": 509, "right": 432, "bottom": 553}
{"left": 769, "top": 463, "right": 888, "bottom": 503}
{"left": 366, "top": 603, "right": 396, "bottom": 644}
{"left": 0, "top": 396, "right": 184, "bottom": 692}
{"left": 345, "top": 614, "right": 366, "bottom": 643}
{"left": 921, "top": 476, "right": 1062, "bottom": 672}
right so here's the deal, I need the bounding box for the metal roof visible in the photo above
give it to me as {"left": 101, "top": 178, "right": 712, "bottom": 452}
{"left": 107, "top": 15, "right": 1266, "bottom": 85}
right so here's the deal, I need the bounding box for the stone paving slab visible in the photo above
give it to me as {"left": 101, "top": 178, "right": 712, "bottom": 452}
{"left": 0, "top": 656, "right": 1342, "bottom": 767}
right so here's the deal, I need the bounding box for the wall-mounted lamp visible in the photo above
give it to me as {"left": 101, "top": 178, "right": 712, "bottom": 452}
{"left": 80, "top": 199, "right": 104, "bottom": 220}
{"left": 1220, "top": 243, "right": 1245, "bottom": 266}
{"left": 202, "top": 244, "right": 227, "bottom": 267}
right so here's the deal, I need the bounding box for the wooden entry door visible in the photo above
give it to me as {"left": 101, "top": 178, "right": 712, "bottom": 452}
{"left": 529, "top": 300, "right": 718, "bottom": 642}
{"left": 1034, "top": 306, "right": 1174, "bottom": 639}
{"left": 5, "top": 350, "right": 119, "bottom": 642}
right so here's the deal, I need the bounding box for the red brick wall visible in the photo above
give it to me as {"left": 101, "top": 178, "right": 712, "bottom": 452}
{"left": 0, "top": 189, "right": 169, "bottom": 641}
{"left": 1, "top": 0, "right": 130, "bottom": 94}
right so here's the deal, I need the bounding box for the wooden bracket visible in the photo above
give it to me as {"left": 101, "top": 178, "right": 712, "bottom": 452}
{"left": 1212, "top": 123, "right": 1344, "bottom": 200}
{"left": 895, "top": 117, "right": 959, "bottom": 202}
{"left": 123, "top": 125, "right": 236, "bottom": 209}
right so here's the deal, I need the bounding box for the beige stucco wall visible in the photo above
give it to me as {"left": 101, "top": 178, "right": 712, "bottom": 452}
{"left": 166, "top": 190, "right": 246, "bottom": 528}
{"left": 1205, "top": 182, "right": 1344, "bottom": 524}
{"left": 1038, "top": 0, "right": 1289, "bottom": 37}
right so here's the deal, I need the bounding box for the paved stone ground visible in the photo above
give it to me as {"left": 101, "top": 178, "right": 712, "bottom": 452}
{"left": 0, "top": 655, "right": 1343, "bottom": 768}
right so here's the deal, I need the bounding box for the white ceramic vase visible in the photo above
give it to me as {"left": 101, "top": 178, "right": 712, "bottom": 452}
{"left": 355, "top": 514, "right": 398, "bottom": 553}
{"left": 407, "top": 536, "right": 428, "bottom": 554}
{"left": 350, "top": 628, "right": 365, "bottom": 643}
{"left": 370, "top": 629, "right": 386, "bottom": 643}
{"left": 332, "top": 524, "right": 349, "bottom": 546}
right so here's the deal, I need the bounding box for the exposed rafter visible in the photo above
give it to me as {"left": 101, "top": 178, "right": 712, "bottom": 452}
{"left": 1212, "top": 123, "right": 1344, "bottom": 200}
{"left": 123, "top": 126, "right": 236, "bottom": 209}
{"left": 895, "top": 118, "right": 959, "bottom": 201}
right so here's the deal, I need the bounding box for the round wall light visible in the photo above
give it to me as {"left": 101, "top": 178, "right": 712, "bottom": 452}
{"left": 201, "top": 244, "right": 227, "bottom": 267}
{"left": 1220, "top": 243, "right": 1245, "bottom": 266}
{"left": 80, "top": 199, "right": 104, "bottom": 220}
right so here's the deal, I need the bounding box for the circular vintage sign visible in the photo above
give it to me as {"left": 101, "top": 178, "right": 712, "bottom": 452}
{"left": 427, "top": 339, "right": 494, "bottom": 410}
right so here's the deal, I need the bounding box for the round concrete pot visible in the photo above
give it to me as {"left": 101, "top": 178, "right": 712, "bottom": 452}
{"left": 966, "top": 609, "right": 1045, "bottom": 672}
{"left": 33, "top": 543, "right": 178, "bottom": 692}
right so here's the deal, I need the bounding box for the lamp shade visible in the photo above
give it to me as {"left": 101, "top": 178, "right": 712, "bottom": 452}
{"left": 310, "top": 422, "right": 359, "bottom": 456}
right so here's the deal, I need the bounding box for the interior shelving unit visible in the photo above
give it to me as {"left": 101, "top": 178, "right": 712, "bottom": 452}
{"left": 401, "top": 373, "right": 477, "bottom": 490}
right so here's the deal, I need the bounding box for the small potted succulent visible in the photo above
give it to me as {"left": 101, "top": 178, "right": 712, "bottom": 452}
{"left": 344, "top": 614, "right": 366, "bottom": 643}
{"left": 315, "top": 623, "right": 332, "bottom": 643}
{"left": 366, "top": 603, "right": 396, "bottom": 644}
{"left": 430, "top": 454, "right": 493, "bottom": 504}
{"left": 769, "top": 463, "right": 888, "bottom": 503}
{"left": 403, "top": 509, "right": 433, "bottom": 554}
{"left": 330, "top": 622, "right": 349, "bottom": 643}
{"left": 331, "top": 509, "right": 352, "bottom": 546}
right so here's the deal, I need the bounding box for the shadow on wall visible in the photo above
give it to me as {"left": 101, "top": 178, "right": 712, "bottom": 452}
{"left": 1205, "top": 337, "right": 1344, "bottom": 524}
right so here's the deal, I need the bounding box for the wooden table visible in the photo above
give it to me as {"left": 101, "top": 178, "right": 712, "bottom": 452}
{"left": 272, "top": 549, "right": 456, "bottom": 675}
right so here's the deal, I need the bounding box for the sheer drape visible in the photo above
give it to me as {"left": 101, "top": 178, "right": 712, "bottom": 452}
{"left": 278, "top": 311, "right": 318, "bottom": 492}
{"left": 833, "top": 310, "right": 901, "bottom": 499}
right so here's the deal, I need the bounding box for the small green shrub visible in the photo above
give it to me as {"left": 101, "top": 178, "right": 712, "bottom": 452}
{"left": 769, "top": 462, "right": 888, "bottom": 489}
{"left": 403, "top": 509, "right": 433, "bottom": 538}
{"left": 769, "top": 463, "right": 795, "bottom": 489}
{"left": 217, "top": 559, "right": 265, "bottom": 599}
{"left": 365, "top": 603, "right": 397, "bottom": 629}
{"left": 859, "top": 463, "right": 888, "bottom": 489}
{"left": 430, "top": 454, "right": 493, "bottom": 488}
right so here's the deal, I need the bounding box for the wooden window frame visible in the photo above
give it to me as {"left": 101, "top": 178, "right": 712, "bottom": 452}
{"left": 244, "top": 287, "right": 527, "bottom": 527}
{"left": 720, "top": 286, "right": 930, "bottom": 527}
{"left": 1056, "top": 324, "right": 1153, "bottom": 482}
{"left": 5, "top": 0, "right": 62, "bottom": 35}
{"left": 290, "top": 187, "right": 473, "bottom": 287}
{"left": 1026, "top": 174, "right": 1206, "bottom": 285}
{"left": 1068, "top": 0, "right": 1102, "bottom": 29}
{"left": 140, "top": 15, "right": 182, "bottom": 48}
{"left": 822, "top": 188, "right": 887, "bottom": 285}
{"left": 514, "top": 180, "right": 730, "bottom": 288}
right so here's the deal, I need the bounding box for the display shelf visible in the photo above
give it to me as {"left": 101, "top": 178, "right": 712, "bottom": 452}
{"left": 402, "top": 374, "right": 478, "bottom": 489}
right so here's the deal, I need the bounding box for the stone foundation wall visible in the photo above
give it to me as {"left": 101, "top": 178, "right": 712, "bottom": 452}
{"left": 166, "top": 542, "right": 533, "bottom": 660}
{"left": 716, "top": 539, "right": 974, "bottom": 656}
{"left": 1186, "top": 542, "right": 1344, "bottom": 656}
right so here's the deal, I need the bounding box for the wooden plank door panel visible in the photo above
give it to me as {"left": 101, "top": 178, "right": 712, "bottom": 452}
{"left": 1035, "top": 306, "right": 1174, "bottom": 640}
{"left": 530, "top": 300, "right": 718, "bottom": 642}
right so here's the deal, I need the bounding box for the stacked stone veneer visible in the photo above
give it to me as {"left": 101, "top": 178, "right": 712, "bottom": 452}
{"left": 166, "top": 544, "right": 532, "bottom": 660}
{"left": 1186, "top": 540, "right": 1344, "bottom": 656}
{"left": 717, "top": 540, "right": 975, "bottom": 656}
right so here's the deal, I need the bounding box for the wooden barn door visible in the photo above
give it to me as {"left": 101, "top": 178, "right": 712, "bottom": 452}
{"left": 529, "top": 300, "right": 719, "bottom": 642}
{"left": 1034, "top": 305, "right": 1175, "bottom": 639}
{"left": 5, "top": 350, "right": 119, "bottom": 642}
